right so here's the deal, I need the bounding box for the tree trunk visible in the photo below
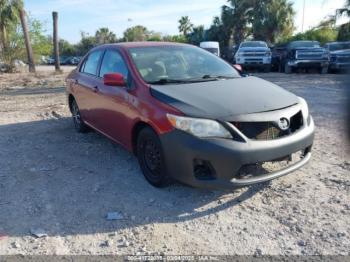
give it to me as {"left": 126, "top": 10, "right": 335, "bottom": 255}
{"left": 19, "top": 8, "right": 35, "bottom": 73}
{"left": 52, "top": 11, "right": 60, "bottom": 71}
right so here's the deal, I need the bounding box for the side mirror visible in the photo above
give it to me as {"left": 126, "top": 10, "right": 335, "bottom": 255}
{"left": 103, "top": 73, "right": 126, "bottom": 87}
{"left": 233, "top": 64, "right": 242, "bottom": 72}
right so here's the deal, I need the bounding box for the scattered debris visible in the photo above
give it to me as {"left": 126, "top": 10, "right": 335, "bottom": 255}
{"left": 30, "top": 228, "right": 47, "bottom": 238}
{"left": 106, "top": 212, "right": 124, "bottom": 220}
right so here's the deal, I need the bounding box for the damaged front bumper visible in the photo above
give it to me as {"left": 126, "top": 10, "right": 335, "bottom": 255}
{"left": 160, "top": 115, "right": 315, "bottom": 190}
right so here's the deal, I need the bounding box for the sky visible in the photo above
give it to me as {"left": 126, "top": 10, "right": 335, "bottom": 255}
{"left": 24, "top": 0, "right": 350, "bottom": 44}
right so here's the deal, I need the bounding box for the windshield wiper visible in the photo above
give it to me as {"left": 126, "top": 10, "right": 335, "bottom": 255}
{"left": 201, "top": 74, "right": 236, "bottom": 80}
{"left": 148, "top": 78, "right": 193, "bottom": 85}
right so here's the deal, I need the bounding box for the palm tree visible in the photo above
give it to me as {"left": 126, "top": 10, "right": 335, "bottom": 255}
{"left": 252, "top": 0, "right": 295, "bottom": 44}
{"left": 0, "top": 0, "right": 19, "bottom": 51}
{"left": 16, "top": 0, "right": 35, "bottom": 72}
{"left": 178, "top": 16, "right": 193, "bottom": 36}
{"left": 0, "top": 0, "right": 35, "bottom": 72}
{"left": 223, "top": 0, "right": 256, "bottom": 45}
{"left": 95, "top": 27, "right": 117, "bottom": 44}
{"left": 337, "top": 0, "right": 350, "bottom": 17}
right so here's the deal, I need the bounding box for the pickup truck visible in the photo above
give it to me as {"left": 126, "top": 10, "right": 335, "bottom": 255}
{"left": 324, "top": 41, "right": 350, "bottom": 72}
{"left": 276, "top": 41, "right": 329, "bottom": 74}
{"left": 234, "top": 41, "right": 272, "bottom": 72}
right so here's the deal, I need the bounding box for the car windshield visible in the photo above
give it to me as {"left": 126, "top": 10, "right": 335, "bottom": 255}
{"left": 240, "top": 42, "right": 267, "bottom": 48}
{"left": 129, "top": 45, "right": 240, "bottom": 84}
{"left": 289, "top": 41, "right": 320, "bottom": 48}
{"left": 328, "top": 43, "right": 350, "bottom": 51}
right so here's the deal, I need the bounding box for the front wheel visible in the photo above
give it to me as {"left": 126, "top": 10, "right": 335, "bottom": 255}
{"left": 71, "top": 99, "right": 89, "bottom": 133}
{"left": 284, "top": 63, "right": 292, "bottom": 74}
{"left": 137, "top": 127, "right": 171, "bottom": 187}
{"left": 320, "top": 66, "right": 328, "bottom": 74}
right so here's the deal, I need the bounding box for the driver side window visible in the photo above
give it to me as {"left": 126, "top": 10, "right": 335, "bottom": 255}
{"left": 99, "top": 50, "right": 128, "bottom": 78}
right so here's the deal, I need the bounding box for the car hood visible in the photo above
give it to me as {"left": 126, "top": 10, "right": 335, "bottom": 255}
{"left": 150, "top": 76, "right": 299, "bottom": 120}
{"left": 330, "top": 49, "right": 350, "bottom": 55}
{"left": 293, "top": 47, "right": 325, "bottom": 52}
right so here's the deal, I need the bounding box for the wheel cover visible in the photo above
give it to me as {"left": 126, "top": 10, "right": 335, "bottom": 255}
{"left": 72, "top": 102, "right": 82, "bottom": 126}
{"left": 143, "top": 139, "right": 161, "bottom": 177}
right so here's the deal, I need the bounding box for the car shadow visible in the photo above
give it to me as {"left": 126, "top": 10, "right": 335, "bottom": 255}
{"left": 0, "top": 118, "right": 269, "bottom": 237}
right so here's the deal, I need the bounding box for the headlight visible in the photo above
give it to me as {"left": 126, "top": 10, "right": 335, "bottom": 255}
{"left": 298, "top": 97, "right": 310, "bottom": 124}
{"left": 236, "top": 51, "right": 243, "bottom": 57}
{"left": 167, "top": 114, "right": 232, "bottom": 139}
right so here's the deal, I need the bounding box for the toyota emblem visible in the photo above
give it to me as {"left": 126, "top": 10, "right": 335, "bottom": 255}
{"left": 278, "top": 118, "right": 290, "bottom": 130}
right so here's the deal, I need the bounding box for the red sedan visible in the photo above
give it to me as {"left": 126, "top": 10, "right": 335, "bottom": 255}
{"left": 66, "top": 42, "right": 314, "bottom": 189}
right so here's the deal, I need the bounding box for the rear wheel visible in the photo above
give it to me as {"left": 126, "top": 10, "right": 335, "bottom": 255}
{"left": 136, "top": 127, "right": 171, "bottom": 187}
{"left": 71, "top": 99, "right": 89, "bottom": 133}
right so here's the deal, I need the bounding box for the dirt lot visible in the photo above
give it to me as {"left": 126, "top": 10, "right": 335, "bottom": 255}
{"left": 0, "top": 66, "right": 349, "bottom": 256}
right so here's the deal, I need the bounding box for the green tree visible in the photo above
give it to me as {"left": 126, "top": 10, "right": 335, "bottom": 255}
{"left": 223, "top": 0, "right": 255, "bottom": 45}
{"left": 0, "top": 0, "right": 19, "bottom": 50}
{"left": 162, "top": 34, "right": 187, "bottom": 43}
{"left": 252, "top": 0, "right": 295, "bottom": 44}
{"left": 337, "top": 0, "right": 350, "bottom": 17}
{"left": 75, "top": 31, "right": 96, "bottom": 55}
{"left": 95, "top": 27, "right": 117, "bottom": 44}
{"left": 337, "top": 22, "right": 350, "bottom": 41}
{"left": 123, "top": 25, "right": 148, "bottom": 41}
{"left": 59, "top": 39, "right": 76, "bottom": 56}
{"left": 178, "top": 16, "right": 193, "bottom": 36}
{"left": 188, "top": 25, "right": 205, "bottom": 45}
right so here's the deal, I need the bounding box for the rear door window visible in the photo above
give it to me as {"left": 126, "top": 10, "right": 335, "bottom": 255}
{"left": 99, "top": 50, "right": 128, "bottom": 78}
{"left": 81, "top": 50, "right": 103, "bottom": 76}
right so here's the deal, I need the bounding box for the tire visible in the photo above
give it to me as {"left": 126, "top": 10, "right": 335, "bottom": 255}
{"left": 320, "top": 66, "right": 328, "bottom": 74}
{"left": 284, "top": 63, "right": 292, "bottom": 74}
{"left": 71, "top": 99, "right": 89, "bottom": 133}
{"left": 136, "top": 127, "right": 171, "bottom": 187}
{"left": 264, "top": 65, "right": 271, "bottom": 73}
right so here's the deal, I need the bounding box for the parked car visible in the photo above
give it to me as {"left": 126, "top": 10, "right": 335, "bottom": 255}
{"left": 277, "top": 41, "right": 329, "bottom": 74}
{"left": 234, "top": 41, "right": 272, "bottom": 72}
{"left": 66, "top": 42, "right": 314, "bottom": 189}
{"left": 200, "top": 41, "right": 220, "bottom": 56}
{"left": 324, "top": 41, "right": 350, "bottom": 72}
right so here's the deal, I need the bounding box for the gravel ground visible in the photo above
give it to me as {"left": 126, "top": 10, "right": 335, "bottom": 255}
{"left": 0, "top": 67, "right": 349, "bottom": 256}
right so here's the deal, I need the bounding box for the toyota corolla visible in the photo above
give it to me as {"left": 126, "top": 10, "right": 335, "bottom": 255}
{"left": 66, "top": 42, "right": 315, "bottom": 189}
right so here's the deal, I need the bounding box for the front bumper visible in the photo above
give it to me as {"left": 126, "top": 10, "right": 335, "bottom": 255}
{"left": 236, "top": 56, "right": 271, "bottom": 66}
{"left": 329, "top": 62, "right": 350, "bottom": 70}
{"left": 160, "top": 117, "right": 315, "bottom": 189}
{"left": 288, "top": 59, "right": 329, "bottom": 68}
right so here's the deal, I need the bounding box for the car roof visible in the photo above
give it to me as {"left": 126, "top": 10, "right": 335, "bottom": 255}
{"left": 96, "top": 41, "right": 191, "bottom": 49}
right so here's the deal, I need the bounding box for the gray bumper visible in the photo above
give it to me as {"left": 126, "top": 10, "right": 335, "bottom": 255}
{"left": 329, "top": 62, "right": 350, "bottom": 69}
{"left": 160, "top": 117, "right": 315, "bottom": 189}
{"left": 288, "top": 59, "right": 329, "bottom": 67}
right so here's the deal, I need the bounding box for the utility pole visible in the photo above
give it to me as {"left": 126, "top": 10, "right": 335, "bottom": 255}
{"left": 301, "top": 0, "right": 306, "bottom": 32}
{"left": 52, "top": 11, "right": 60, "bottom": 72}
{"left": 19, "top": 9, "right": 35, "bottom": 73}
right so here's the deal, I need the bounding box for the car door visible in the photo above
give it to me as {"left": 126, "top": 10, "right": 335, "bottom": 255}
{"left": 93, "top": 48, "right": 132, "bottom": 146}
{"left": 74, "top": 49, "right": 104, "bottom": 126}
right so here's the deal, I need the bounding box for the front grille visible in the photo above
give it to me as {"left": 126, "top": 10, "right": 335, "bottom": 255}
{"left": 337, "top": 56, "right": 350, "bottom": 63}
{"left": 231, "top": 111, "right": 303, "bottom": 140}
{"left": 296, "top": 51, "right": 323, "bottom": 60}
{"left": 243, "top": 52, "right": 266, "bottom": 57}
{"left": 245, "top": 58, "right": 263, "bottom": 63}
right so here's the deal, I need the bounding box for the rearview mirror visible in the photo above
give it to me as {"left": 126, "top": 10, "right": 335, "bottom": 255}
{"left": 103, "top": 73, "right": 126, "bottom": 87}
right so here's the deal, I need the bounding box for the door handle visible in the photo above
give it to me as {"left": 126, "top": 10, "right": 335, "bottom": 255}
{"left": 93, "top": 86, "right": 99, "bottom": 93}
